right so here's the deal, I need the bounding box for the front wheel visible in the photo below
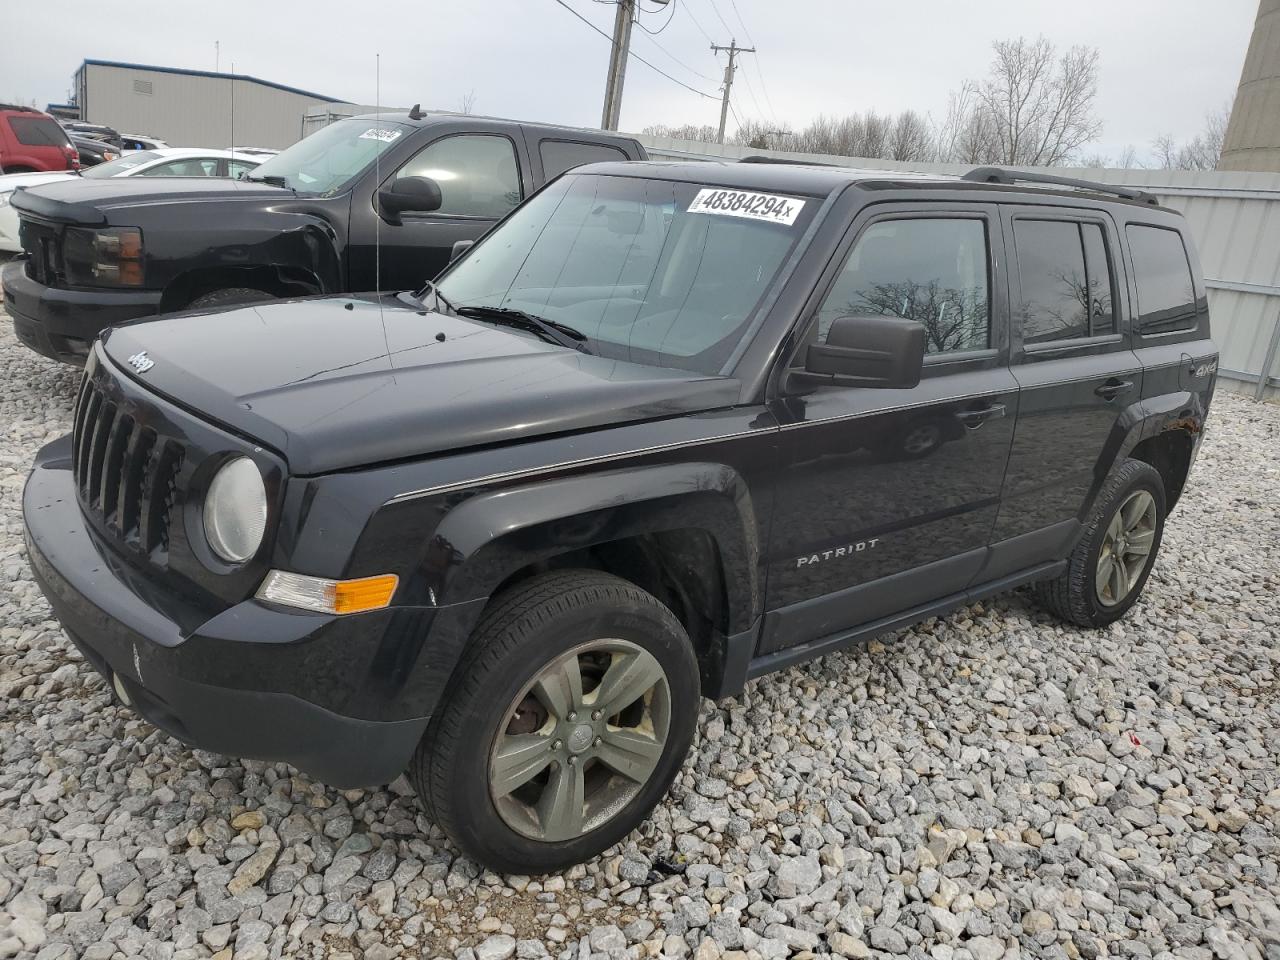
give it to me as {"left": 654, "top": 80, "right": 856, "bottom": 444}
{"left": 1031, "top": 458, "right": 1167, "bottom": 628}
{"left": 410, "top": 571, "right": 700, "bottom": 874}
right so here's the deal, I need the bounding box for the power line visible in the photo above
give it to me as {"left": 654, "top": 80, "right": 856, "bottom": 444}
{"left": 720, "top": 0, "right": 778, "bottom": 124}
{"left": 725, "top": 0, "right": 755, "bottom": 44}
{"left": 682, "top": 0, "right": 715, "bottom": 43}
{"left": 634, "top": 0, "right": 677, "bottom": 34}
{"left": 635, "top": 30, "right": 716, "bottom": 81}
{"left": 551, "top": 0, "right": 718, "bottom": 102}
{"left": 703, "top": 0, "right": 734, "bottom": 36}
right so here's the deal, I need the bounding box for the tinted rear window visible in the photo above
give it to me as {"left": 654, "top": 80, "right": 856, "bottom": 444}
{"left": 540, "top": 140, "right": 629, "bottom": 179}
{"left": 8, "top": 116, "right": 71, "bottom": 148}
{"left": 1127, "top": 224, "right": 1198, "bottom": 333}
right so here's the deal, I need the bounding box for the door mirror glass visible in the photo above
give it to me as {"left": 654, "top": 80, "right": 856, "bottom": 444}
{"left": 378, "top": 176, "right": 442, "bottom": 223}
{"left": 803, "top": 314, "right": 925, "bottom": 388}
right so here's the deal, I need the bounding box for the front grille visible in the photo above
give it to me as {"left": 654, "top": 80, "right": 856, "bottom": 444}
{"left": 71, "top": 373, "right": 184, "bottom": 560}
{"left": 20, "top": 221, "right": 60, "bottom": 286}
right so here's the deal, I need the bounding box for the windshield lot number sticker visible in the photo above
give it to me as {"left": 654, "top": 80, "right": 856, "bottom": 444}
{"left": 688, "top": 189, "right": 805, "bottom": 225}
{"left": 359, "top": 128, "right": 403, "bottom": 143}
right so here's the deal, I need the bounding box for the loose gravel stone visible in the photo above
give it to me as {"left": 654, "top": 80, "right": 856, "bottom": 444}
{"left": 0, "top": 318, "right": 1278, "bottom": 959}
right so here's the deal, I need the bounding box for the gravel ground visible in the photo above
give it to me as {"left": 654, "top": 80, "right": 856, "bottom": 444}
{"left": 0, "top": 321, "right": 1278, "bottom": 960}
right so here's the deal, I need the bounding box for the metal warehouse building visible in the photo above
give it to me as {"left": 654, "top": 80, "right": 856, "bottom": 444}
{"left": 58, "top": 59, "right": 351, "bottom": 150}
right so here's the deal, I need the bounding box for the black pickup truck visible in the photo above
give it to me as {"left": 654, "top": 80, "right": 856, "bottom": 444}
{"left": 2, "top": 111, "right": 646, "bottom": 363}
{"left": 23, "top": 160, "right": 1217, "bottom": 873}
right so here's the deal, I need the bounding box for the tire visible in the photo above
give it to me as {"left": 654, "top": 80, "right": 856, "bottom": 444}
{"left": 188, "top": 288, "right": 274, "bottom": 309}
{"left": 411, "top": 570, "right": 699, "bottom": 874}
{"left": 1031, "top": 458, "right": 1166, "bottom": 628}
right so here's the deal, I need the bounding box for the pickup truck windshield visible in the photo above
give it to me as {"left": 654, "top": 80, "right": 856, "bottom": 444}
{"left": 437, "top": 174, "right": 816, "bottom": 375}
{"left": 246, "top": 118, "right": 412, "bottom": 195}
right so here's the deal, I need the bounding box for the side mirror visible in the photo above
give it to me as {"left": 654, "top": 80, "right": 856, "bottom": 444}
{"left": 450, "top": 239, "right": 475, "bottom": 261}
{"left": 803, "top": 314, "right": 925, "bottom": 389}
{"left": 378, "top": 176, "right": 442, "bottom": 224}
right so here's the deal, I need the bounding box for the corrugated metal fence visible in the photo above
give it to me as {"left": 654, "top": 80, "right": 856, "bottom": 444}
{"left": 635, "top": 135, "right": 1280, "bottom": 401}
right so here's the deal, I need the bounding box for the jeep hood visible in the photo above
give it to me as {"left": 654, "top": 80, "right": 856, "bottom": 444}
{"left": 100, "top": 295, "right": 740, "bottom": 474}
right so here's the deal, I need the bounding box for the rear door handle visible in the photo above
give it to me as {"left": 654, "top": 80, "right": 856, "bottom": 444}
{"left": 1095, "top": 379, "right": 1134, "bottom": 400}
{"left": 955, "top": 403, "right": 1007, "bottom": 428}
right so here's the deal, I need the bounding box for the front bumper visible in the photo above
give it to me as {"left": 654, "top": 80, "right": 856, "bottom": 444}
{"left": 3, "top": 259, "right": 162, "bottom": 365}
{"left": 23, "top": 437, "right": 443, "bottom": 788}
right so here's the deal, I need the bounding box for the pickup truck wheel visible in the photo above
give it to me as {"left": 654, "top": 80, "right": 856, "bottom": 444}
{"left": 410, "top": 570, "right": 699, "bottom": 874}
{"left": 1031, "top": 458, "right": 1166, "bottom": 628}
{"left": 188, "top": 288, "right": 274, "bottom": 309}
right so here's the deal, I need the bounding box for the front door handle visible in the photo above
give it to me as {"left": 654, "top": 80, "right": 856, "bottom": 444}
{"left": 955, "top": 403, "right": 1007, "bottom": 428}
{"left": 1095, "top": 379, "right": 1134, "bottom": 401}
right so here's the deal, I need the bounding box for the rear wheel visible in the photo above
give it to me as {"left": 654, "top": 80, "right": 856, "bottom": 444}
{"left": 188, "top": 287, "right": 274, "bottom": 309}
{"left": 1031, "top": 458, "right": 1166, "bottom": 627}
{"left": 410, "top": 571, "right": 699, "bottom": 874}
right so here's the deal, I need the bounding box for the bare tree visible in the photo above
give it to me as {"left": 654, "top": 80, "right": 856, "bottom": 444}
{"left": 1152, "top": 103, "right": 1231, "bottom": 170}
{"left": 975, "top": 37, "right": 1102, "bottom": 165}
{"left": 889, "top": 110, "right": 934, "bottom": 161}
{"left": 936, "top": 82, "right": 1000, "bottom": 164}
{"left": 458, "top": 90, "right": 478, "bottom": 115}
{"left": 642, "top": 123, "right": 720, "bottom": 143}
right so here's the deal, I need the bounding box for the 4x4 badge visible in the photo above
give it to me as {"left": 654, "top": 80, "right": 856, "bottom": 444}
{"left": 127, "top": 351, "right": 154, "bottom": 373}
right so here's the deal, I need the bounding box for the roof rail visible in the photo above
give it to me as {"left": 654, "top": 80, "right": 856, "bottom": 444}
{"left": 962, "top": 166, "right": 1160, "bottom": 206}
{"left": 740, "top": 155, "right": 838, "bottom": 167}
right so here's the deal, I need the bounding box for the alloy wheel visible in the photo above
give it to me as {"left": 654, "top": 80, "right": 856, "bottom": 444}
{"left": 1095, "top": 489, "right": 1158, "bottom": 607}
{"left": 488, "top": 639, "right": 671, "bottom": 842}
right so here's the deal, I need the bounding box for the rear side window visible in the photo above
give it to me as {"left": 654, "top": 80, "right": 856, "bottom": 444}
{"left": 540, "top": 140, "right": 629, "bottom": 179}
{"left": 1014, "top": 219, "right": 1117, "bottom": 345}
{"left": 817, "top": 217, "right": 990, "bottom": 355}
{"left": 8, "top": 116, "right": 71, "bottom": 148}
{"left": 1127, "top": 224, "right": 1198, "bottom": 333}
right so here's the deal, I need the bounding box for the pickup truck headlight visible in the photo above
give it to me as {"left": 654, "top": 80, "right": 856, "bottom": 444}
{"left": 63, "top": 226, "right": 144, "bottom": 287}
{"left": 203, "top": 457, "right": 267, "bottom": 563}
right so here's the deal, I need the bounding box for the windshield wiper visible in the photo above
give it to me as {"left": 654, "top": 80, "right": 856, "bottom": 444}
{"left": 245, "top": 173, "right": 291, "bottom": 189}
{"left": 455, "top": 305, "right": 592, "bottom": 354}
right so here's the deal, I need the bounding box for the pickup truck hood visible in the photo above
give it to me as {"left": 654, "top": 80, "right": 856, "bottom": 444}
{"left": 100, "top": 295, "right": 740, "bottom": 474}
{"left": 12, "top": 176, "right": 288, "bottom": 224}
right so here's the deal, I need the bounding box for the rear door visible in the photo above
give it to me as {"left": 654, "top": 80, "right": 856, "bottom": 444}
{"left": 761, "top": 202, "right": 1018, "bottom": 656}
{"left": 989, "top": 204, "right": 1142, "bottom": 572}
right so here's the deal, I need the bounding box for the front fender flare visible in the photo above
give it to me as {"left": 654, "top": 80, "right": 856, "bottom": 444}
{"left": 422, "top": 462, "right": 761, "bottom": 633}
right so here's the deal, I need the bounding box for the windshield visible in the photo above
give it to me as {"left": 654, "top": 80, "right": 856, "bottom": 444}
{"left": 83, "top": 151, "right": 162, "bottom": 178}
{"left": 246, "top": 118, "right": 412, "bottom": 195}
{"left": 437, "top": 174, "right": 815, "bottom": 375}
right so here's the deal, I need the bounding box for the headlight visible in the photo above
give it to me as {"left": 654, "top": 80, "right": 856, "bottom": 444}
{"left": 63, "top": 226, "right": 144, "bottom": 287}
{"left": 203, "top": 457, "right": 267, "bottom": 563}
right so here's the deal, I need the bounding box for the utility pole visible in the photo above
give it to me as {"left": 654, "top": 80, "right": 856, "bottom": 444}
{"left": 600, "top": 0, "right": 635, "bottom": 131}
{"left": 711, "top": 39, "right": 755, "bottom": 144}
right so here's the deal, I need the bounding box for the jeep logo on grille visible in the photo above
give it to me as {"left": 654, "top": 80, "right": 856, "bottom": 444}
{"left": 127, "top": 351, "right": 154, "bottom": 373}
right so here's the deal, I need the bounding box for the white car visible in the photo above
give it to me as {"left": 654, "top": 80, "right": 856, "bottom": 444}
{"left": 0, "top": 148, "right": 260, "bottom": 253}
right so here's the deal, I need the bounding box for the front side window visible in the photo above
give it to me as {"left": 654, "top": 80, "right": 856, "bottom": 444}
{"left": 438, "top": 174, "right": 816, "bottom": 374}
{"left": 1127, "top": 224, "right": 1198, "bottom": 332}
{"left": 82, "top": 151, "right": 161, "bottom": 178}
{"left": 1015, "top": 219, "right": 1116, "bottom": 345}
{"left": 817, "top": 218, "right": 990, "bottom": 354}
{"left": 540, "top": 140, "right": 629, "bottom": 179}
{"left": 247, "top": 118, "right": 413, "bottom": 195}
{"left": 396, "top": 134, "right": 521, "bottom": 219}
{"left": 9, "top": 116, "right": 72, "bottom": 148}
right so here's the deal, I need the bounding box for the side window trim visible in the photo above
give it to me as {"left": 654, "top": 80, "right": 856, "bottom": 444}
{"left": 779, "top": 202, "right": 1010, "bottom": 386}
{"left": 1003, "top": 205, "right": 1128, "bottom": 359}
{"left": 387, "top": 132, "right": 524, "bottom": 222}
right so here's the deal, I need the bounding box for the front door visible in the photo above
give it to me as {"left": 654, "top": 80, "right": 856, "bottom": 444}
{"left": 989, "top": 205, "right": 1143, "bottom": 566}
{"left": 761, "top": 204, "right": 1018, "bottom": 656}
{"left": 350, "top": 131, "right": 528, "bottom": 291}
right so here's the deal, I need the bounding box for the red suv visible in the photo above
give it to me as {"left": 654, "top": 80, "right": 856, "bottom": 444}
{"left": 0, "top": 105, "right": 79, "bottom": 173}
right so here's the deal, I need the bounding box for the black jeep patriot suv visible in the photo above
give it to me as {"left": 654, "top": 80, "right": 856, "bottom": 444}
{"left": 2, "top": 110, "right": 645, "bottom": 364}
{"left": 23, "top": 160, "right": 1217, "bottom": 873}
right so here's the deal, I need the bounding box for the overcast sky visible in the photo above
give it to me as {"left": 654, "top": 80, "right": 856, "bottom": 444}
{"left": 1, "top": 0, "right": 1258, "bottom": 162}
